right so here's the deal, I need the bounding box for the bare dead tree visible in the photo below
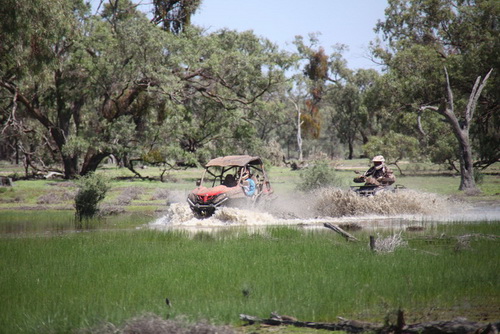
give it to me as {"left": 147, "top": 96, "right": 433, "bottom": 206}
{"left": 419, "top": 67, "right": 493, "bottom": 192}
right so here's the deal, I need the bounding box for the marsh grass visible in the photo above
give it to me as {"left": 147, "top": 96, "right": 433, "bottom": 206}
{"left": 0, "top": 223, "right": 498, "bottom": 333}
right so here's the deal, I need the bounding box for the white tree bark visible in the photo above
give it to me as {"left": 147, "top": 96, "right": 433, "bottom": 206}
{"left": 289, "top": 98, "right": 304, "bottom": 162}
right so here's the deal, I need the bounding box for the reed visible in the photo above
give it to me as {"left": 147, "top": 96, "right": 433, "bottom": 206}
{"left": 0, "top": 223, "right": 498, "bottom": 333}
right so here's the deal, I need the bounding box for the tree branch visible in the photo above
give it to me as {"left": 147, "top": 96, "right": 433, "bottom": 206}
{"left": 443, "top": 66, "right": 454, "bottom": 116}
{"left": 466, "top": 68, "right": 493, "bottom": 125}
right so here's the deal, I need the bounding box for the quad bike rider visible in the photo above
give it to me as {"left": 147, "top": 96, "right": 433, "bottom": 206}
{"left": 352, "top": 155, "right": 396, "bottom": 196}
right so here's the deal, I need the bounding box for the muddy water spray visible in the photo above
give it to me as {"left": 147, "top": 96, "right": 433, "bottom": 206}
{"left": 313, "top": 188, "right": 453, "bottom": 217}
{"left": 149, "top": 188, "right": 497, "bottom": 231}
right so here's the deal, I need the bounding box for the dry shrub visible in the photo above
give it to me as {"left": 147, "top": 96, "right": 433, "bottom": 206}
{"left": 373, "top": 232, "right": 407, "bottom": 253}
{"left": 83, "top": 314, "right": 235, "bottom": 334}
{"left": 37, "top": 191, "right": 75, "bottom": 204}
{"left": 115, "top": 187, "right": 144, "bottom": 205}
{"left": 150, "top": 188, "right": 170, "bottom": 201}
{"left": 99, "top": 205, "right": 126, "bottom": 216}
{"left": 313, "top": 188, "right": 450, "bottom": 217}
{"left": 37, "top": 193, "right": 63, "bottom": 204}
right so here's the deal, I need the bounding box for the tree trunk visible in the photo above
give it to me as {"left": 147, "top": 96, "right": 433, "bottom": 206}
{"left": 347, "top": 140, "right": 354, "bottom": 160}
{"left": 80, "top": 150, "right": 111, "bottom": 176}
{"left": 289, "top": 98, "right": 304, "bottom": 161}
{"left": 62, "top": 154, "right": 79, "bottom": 179}
{"left": 457, "top": 131, "right": 475, "bottom": 190}
{"left": 423, "top": 68, "right": 492, "bottom": 192}
{"left": 441, "top": 68, "right": 492, "bottom": 191}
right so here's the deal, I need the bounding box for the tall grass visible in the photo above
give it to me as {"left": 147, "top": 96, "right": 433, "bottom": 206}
{"left": 0, "top": 223, "right": 498, "bottom": 333}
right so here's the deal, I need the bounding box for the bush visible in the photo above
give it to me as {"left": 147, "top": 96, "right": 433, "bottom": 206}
{"left": 74, "top": 173, "right": 110, "bottom": 223}
{"left": 474, "top": 168, "right": 484, "bottom": 184}
{"left": 297, "top": 160, "right": 343, "bottom": 192}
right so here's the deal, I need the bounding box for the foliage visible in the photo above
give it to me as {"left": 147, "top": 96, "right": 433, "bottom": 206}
{"left": 1, "top": 0, "right": 498, "bottom": 181}
{"left": 297, "top": 160, "right": 343, "bottom": 191}
{"left": 326, "top": 68, "right": 388, "bottom": 159}
{"left": 374, "top": 0, "right": 500, "bottom": 168}
{"left": 74, "top": 172, "right": 110, "bottom": 222}
{"left": 0, "top": 0, "right": 292, "bottom": 177}
{"left": 151, "top": 0, "right": 202, "bottom": 33}
{"left": 473, "top": 168, "right": 484, "bottom": 185}
{"left": 363, "top": 130, "right": 420, "bottom": 174}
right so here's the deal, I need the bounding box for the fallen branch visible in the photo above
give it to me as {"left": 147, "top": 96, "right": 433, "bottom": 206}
{"left": 240, "top": 313, "right": 380, "bottom": 332}
{"left": 240, "top": 312, "right": 500, "bottom": 334}
{"left": 323, "top": 223, "right": 359, "bottom": 241}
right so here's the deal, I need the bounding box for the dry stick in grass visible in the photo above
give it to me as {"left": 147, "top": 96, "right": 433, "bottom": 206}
{"left": 323, "top": 223, "right": 359, "bottom": 242}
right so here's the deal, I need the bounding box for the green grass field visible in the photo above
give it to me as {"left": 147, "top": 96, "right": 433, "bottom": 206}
{"left": 0, "top": 224, "right": 498, "bottom": 333}
{"left": 0, "top": 160, "right": 499, "bottom": 333}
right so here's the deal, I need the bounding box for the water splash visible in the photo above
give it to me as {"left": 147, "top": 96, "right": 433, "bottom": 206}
{"left": 149, "top": 188, "right": 498, "bottom": 232}
{"left": 313, "top": 188, "right": 452, "bottom": 217}
{"left": 149, "top": 203, "right": 277, "bottom": 229}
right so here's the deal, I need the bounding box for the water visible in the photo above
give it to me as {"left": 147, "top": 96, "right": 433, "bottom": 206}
{"left": 149, "top": 189, "right": 500, "bottom": 232}
{"left": 2, "top": 189, "right": 497, "bottom": 236}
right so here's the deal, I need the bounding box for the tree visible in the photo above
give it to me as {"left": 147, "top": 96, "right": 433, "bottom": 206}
{"left": 286, "top": 78, "right": 310, "bottom": 162}
{"left": 151, "top": 0, "right": 201, "bottom": 34}
{"left": 0, "top": 0, "right": 176, "bottom": 178}
{"left": 293, "top": 35, "right": 336, "bottom": 140}
{"left": 0, "top": 0, "right": 93, "bottom": 178}
{"left": 324, "top": 65, "right": 389, "bottom": 160}
{"left": 160, "top": 28, "right": 291, "bottom": 162}
{"left": 363, "top": 130, "right": 420, "bottom": 175}
{"left": 1, "top": 0, "right": 294, "bottom": 178}
{"left": 373, "top": 0, "right": 499, "bottom": 190}
{"left": 421, "top": 68, "right": 492, "bottom": 191}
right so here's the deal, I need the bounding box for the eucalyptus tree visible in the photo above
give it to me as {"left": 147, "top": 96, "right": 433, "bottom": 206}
{"left": 151, "top": 0, "right": 202, "bottom": 34}
{"left": 290, "top": 35, "right": 352, "bottom": 159}
{"left": 1, "top": 0, "right": 293, "bottom": 178}
{"left": 0, "top": 0, "right": 96, "bottom": 177}
{"left": 0, "top": 0, "right": 181, "bottom": 177}
{"left": 292, "top": 35, "right": 335, "bottom": 140}
{"left": 79, "top": 6, "right": 177, "bottom": 175}
{"left": 156, "top": 28, "right": 293, "bottom": 163}
{"left": 374, "top": 0, "right": 499, "bottom": 190}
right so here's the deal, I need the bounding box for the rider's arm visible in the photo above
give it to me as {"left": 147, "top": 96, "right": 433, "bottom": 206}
{"left": 364, "top": 167, "right": 375, "bottom": 177}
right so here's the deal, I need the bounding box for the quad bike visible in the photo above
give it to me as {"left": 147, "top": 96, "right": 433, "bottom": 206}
{"left": 187, "top": 155, "right": 274, "bottom": 218}
{"left": 350, "top": 174, "right": 405, "bottom": 196}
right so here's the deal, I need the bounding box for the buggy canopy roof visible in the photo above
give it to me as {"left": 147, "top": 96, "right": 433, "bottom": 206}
{"left": 205, "top": 155, "right": 263, "bottom": 167}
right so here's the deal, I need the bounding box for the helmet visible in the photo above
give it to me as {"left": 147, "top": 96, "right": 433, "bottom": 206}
{"left": 372, "top": 155, "right": 385, "bottom": 163}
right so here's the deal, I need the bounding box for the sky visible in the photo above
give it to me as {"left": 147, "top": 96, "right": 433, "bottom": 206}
{"left": 90, "top": 0, "right": 388, "bottom": 70}
{"left": 190, "top": 0, "right": 388, "bottom": 70}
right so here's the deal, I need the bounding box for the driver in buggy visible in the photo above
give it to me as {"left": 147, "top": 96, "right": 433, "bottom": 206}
{"left": 354, "top": 155, "right": 395, "bottom": 186}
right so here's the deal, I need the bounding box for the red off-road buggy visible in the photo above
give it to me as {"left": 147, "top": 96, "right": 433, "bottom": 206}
{"left": 187, "top": 155, "right": 274, "bottom": 218}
